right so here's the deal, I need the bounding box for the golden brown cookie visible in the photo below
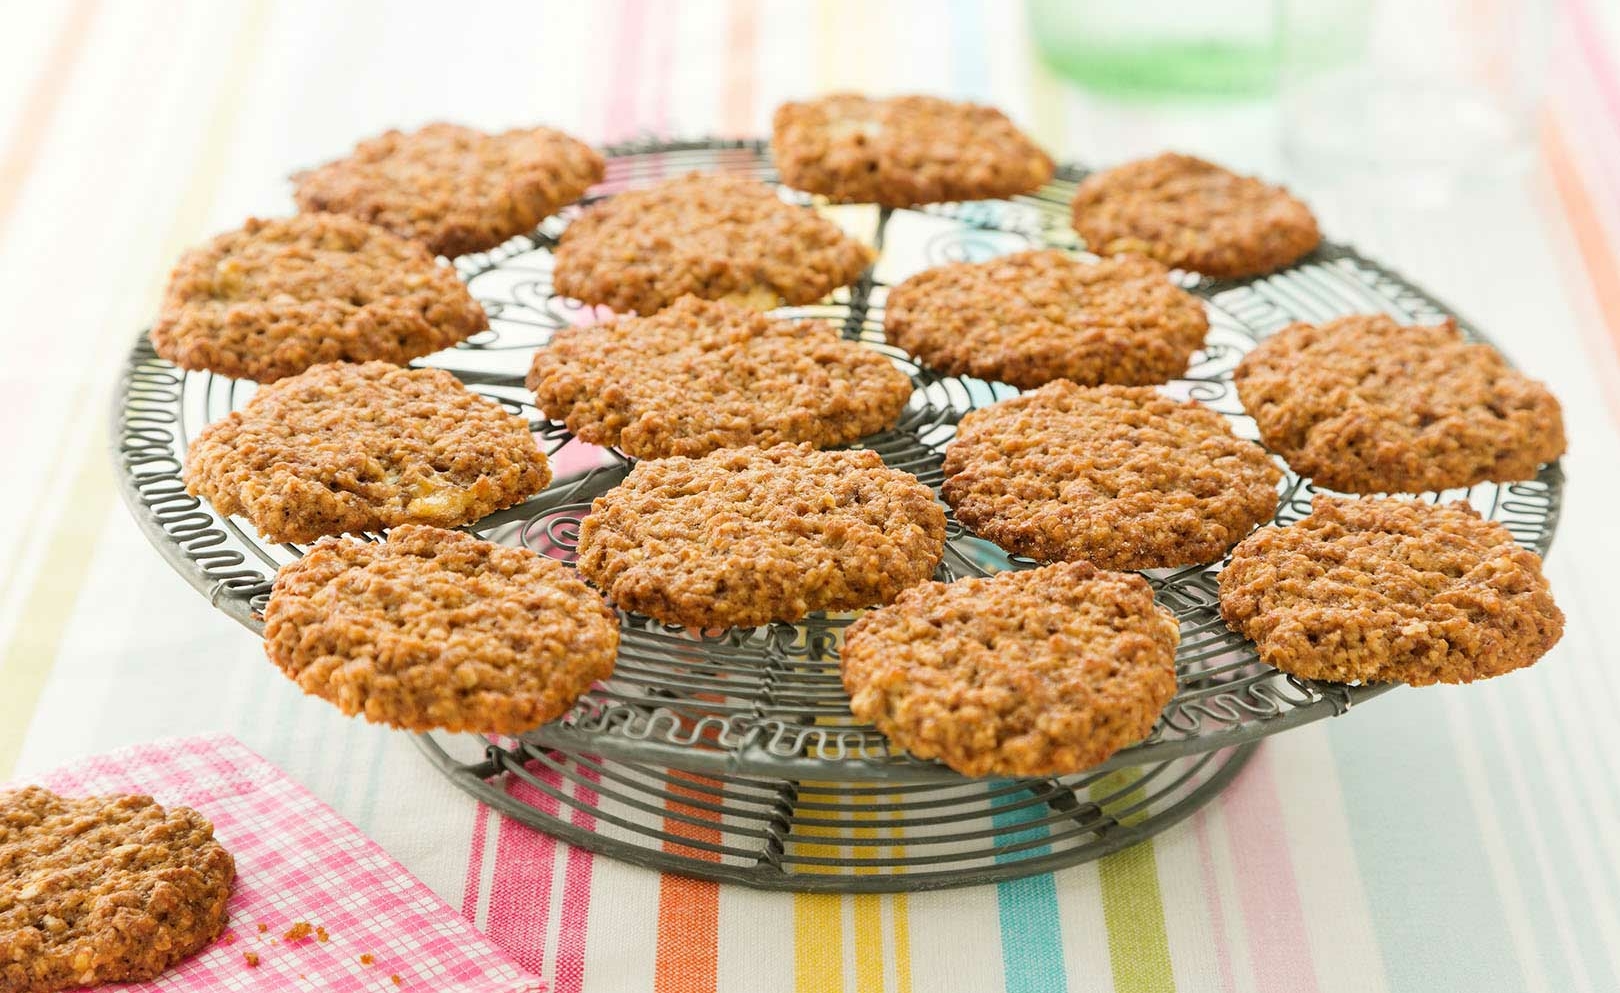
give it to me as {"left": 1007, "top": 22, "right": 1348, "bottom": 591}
{"left": 883, "top": 250, "right": 1207, "bottom": 389}
{"left": 1219, "top": 497, "right": 1563, "bottom": 685}
{"left": 292, "top": 122, "right": 603, "bottom": 257}
{"left": 550, "top": 172, "right": 873, "bottom": 315}
{"left": 771, "top": 93, "right": 1054, "bottom": 207}
{"left": 841, "top": 561, "right": 1179, "bottom": 777}
{"left": 942, "top": 382, "right": 1280, "bottom": 570}
{"left": 0, "top": 788, "right": 234, "bottom": 993}
{"left": 185, "top": 361, "right": 550, "bottom": 544}
{"left": 576, "top": 444, "right": 946, "bottom": 628}
{"left": 150, "top": 214, "right": 486, "bottom": 383}
{"left": 1233, "top": 315, "right": 1566, "bottom": 494}
{"left": 527, "top": 296, "right": 913, "bottom": 458}
{"left": 1071, "top": 153, "right": 1320, "bottom": 278}
{"left": 263, "top": 526, "right": 618, "bottom": 733}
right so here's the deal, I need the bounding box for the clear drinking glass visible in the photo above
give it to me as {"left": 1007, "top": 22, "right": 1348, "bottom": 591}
{"left": 1277, "top": 0, "right": 1547, "bottom": 202}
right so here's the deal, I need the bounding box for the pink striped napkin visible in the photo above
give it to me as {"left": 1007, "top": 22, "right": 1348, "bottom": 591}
{"left": 17, "top": 734, "right": 541, "bottom": 993}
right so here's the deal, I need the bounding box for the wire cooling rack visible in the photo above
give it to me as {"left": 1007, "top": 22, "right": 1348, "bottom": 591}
{"left": 114, "top": 138, "right": 1563, "bottom": 890}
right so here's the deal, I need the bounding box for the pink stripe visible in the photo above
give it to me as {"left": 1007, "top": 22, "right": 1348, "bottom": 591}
{"left": 485, "top": 771, "right": 561, "bottom": 974}
{"left": 1223, "top": 748, "right": 1321, "bottom": 993}
{"left": 552, "top": 763, "right": 601, "bottom": 993}
{"left": 603, "top": 0, "right": 650, "bottom": 141}
{"left": 1193, "top": 812, "right": 1238, "bottom": 993}
{"left": 1567, "top": 0, "right": 1620, "bottom": 127}
{"left": 462, "top": 802, "right": 492, "bottom": 922}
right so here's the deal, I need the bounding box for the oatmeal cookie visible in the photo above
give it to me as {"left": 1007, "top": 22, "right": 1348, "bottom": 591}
{"left": 1234, "top": 315, "right": 1566, "bottom": 493}
{"left": 185, "top": 361, "right": 549, "bottom": 544}
{"left": 1071, "top": 153, "right": 1320, "bottom": 278}
{"left": 0, "top": 788, "right": 234, "bottom": 993}
{"left": 841, "top": 561, "right": 1179, "bottom": 777}
{"left": 1219, "top": 497, "right": 1563, "bottom": 685}
{"left": 550, "top": 172, "right": 873, "bottom": 315}
{"left": 263, "top": 526, "right": 618, "bottom": 733}
{"left": 576, "top": 443, "right": 945, "bottom": 628}
{"left": 150, "top": 214, "right": 486, "bottom": 383}
{"left": 883, "top": 250, "right": 1207, "bottom": 389}
{"left": 771, "top": 93, "right": 1054, "bottom": 207}
{"left": 292, "top": 122, "right": 603, "bottom": 257}
{"left": 942, "top": 382, "right": 1280, "bottom": 570}
{"left": 527, "top": 296, "right": 913, "bottom": 458}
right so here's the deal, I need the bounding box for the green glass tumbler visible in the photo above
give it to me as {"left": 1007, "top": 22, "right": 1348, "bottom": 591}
{"left": 1027, "top": 0, "right": 1278, "bottom": 99}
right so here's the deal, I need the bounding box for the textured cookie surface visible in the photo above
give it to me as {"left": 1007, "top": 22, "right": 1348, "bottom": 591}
{"left": 1071, "top": 153, "right": 1320, "bottom": 278}
{"left": 577, "top": 444, "right": 946, "bottom": 628}
{"left": 884, "top": 250, "right": 1207, "bottom": 389}
{"left": 151, "top": 214, "right": 486, "bottom": 383}
{"left": 263, "top": 526, "right": 618, "bottom": 733}
{"left": 185, "top": 361, "right": 550, "bottom": 544}
{"left": 942, "top": 382, "right": 1280, "bottom": 570}
{"left": 527, "top": 296, "right": 913, "bottom": 458}
{"left": 1234, "top": 315, "right": 1566, "bottom": 493}
{"left": 293, "top": 122, "right": 603, "bottom": 257}
{"left": 842, "top": 561, "right": 1179, "bottom": 777}
{"left": 0, "top": 788, "right": 234, "bottom": 993}
{"left": 1219, "top": 497, "right": 1563, "bottom": 685}
{"left": 771, "top": 93, "right": 1053, "bottom": 207}
{"left": 550, "top": 172, "right": 873, "bottom": 315}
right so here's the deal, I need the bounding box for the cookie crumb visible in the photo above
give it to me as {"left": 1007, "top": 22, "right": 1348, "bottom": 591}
{"left": 360, "top": 954, "right": 376, "bottom": 966}
{"left": 257, "top": 923, "right": 268, "bottom": 934}
{"left": 392, "top": 975, "right": 403, "bottom": 986}
{"left": 283, "top": 922, "right": 314, "bottom": 942}
{"left": 223, "top": 932, "right": 236, "bottom": 945}
{"left": 316, "top": 925, "right": 330, "bottom": 943}
{"left": 244, "top": 952, "right": 260, "bottom": 968}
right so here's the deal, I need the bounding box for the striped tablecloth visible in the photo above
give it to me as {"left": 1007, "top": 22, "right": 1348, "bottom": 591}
{"left": 4, "top": 3, "right": 1619, "bottom": 991}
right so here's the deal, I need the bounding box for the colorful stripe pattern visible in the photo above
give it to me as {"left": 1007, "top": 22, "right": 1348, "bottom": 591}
{"left": 4, "top": 2, "right": 1620, "bottom": 991}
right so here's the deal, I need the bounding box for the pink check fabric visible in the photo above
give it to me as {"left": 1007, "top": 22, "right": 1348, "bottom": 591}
{"left": 20, "top": 734, "right": 540, "bottom": 993}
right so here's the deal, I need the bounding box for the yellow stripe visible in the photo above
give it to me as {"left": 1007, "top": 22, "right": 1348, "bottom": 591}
{"left": 890, "top": 795, "right": 912, "bottom": 993}
{"left": 0, "top": 0, "right": 272, "bottom": 778}
{"left": 852, "top": 795, "right": 883, "bottom": 991}
{"left": 795, "top": 783, "right": 847, "bottom": 993}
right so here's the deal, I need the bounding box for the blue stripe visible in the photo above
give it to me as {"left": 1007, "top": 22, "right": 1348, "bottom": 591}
{"left": 1328, "top": 690, "right": 1530, "bottom": 993}
{"left": 992, "top": 784, "right": 1069, "bottom": 993}
{"left": 1466, "top": 682, "right": 1620, "bottom": 991}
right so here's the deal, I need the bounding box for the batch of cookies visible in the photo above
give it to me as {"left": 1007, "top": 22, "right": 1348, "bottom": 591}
{"left": 155, "top": 95, "right": 1566, "bottom": 783}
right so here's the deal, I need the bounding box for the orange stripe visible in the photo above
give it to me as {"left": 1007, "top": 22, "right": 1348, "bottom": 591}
{"left": 0, "top": 0, "right": 99, "bottom": 236}
{"left": 653, "top": 772, "right": 722, "bottom": 993}
{"left": 1540, "top": 115, "right": 1620, "bottom": 430}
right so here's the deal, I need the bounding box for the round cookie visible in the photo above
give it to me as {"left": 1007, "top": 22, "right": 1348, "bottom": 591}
{"left": 150, "top": 214, "right": 487, "bottom": 383}
{"left": 576, "top": 443, "right": 946, "bottom": 629}
{"left": 527, "top": 295, "right": 913, "bottom": 458}
{"left": 941, "top": 382, "right": 1280, "bottom": 570}
{"left": 883, "top": 250, "right": 1207, "bottom": 389}
{"left": 1071, "top": 153, "right": 1320, "bottom": 278}
{"left": 771, "top": 93, "right": 1054, "bottom": 207}
{"left": 0, "top": 787, "right": 234, "bottom": 993}
{"left": 1219, "top": 497, "right": 1563, "bottom": 685}
{"left": 263, "top": 525, "right": 618, "bottom": 733}
{"left": 841, "top": 561, "right": 1179, "bottom": 777}
{"left": 1233, "top": 315, "right": 1566, "bottom": 494}
{"left": 550, "top": 172, "right": 873, "bottom": 315}
{"left": 185, "top": 361, "right": 550, "bottom": 544}
{"left": 292, "top": 121, "right": 604, "bottom": 258}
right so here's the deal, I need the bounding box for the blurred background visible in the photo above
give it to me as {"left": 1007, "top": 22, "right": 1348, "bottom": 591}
{"left": 2, "top": 3, "right": 1618, "bottom": 992}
